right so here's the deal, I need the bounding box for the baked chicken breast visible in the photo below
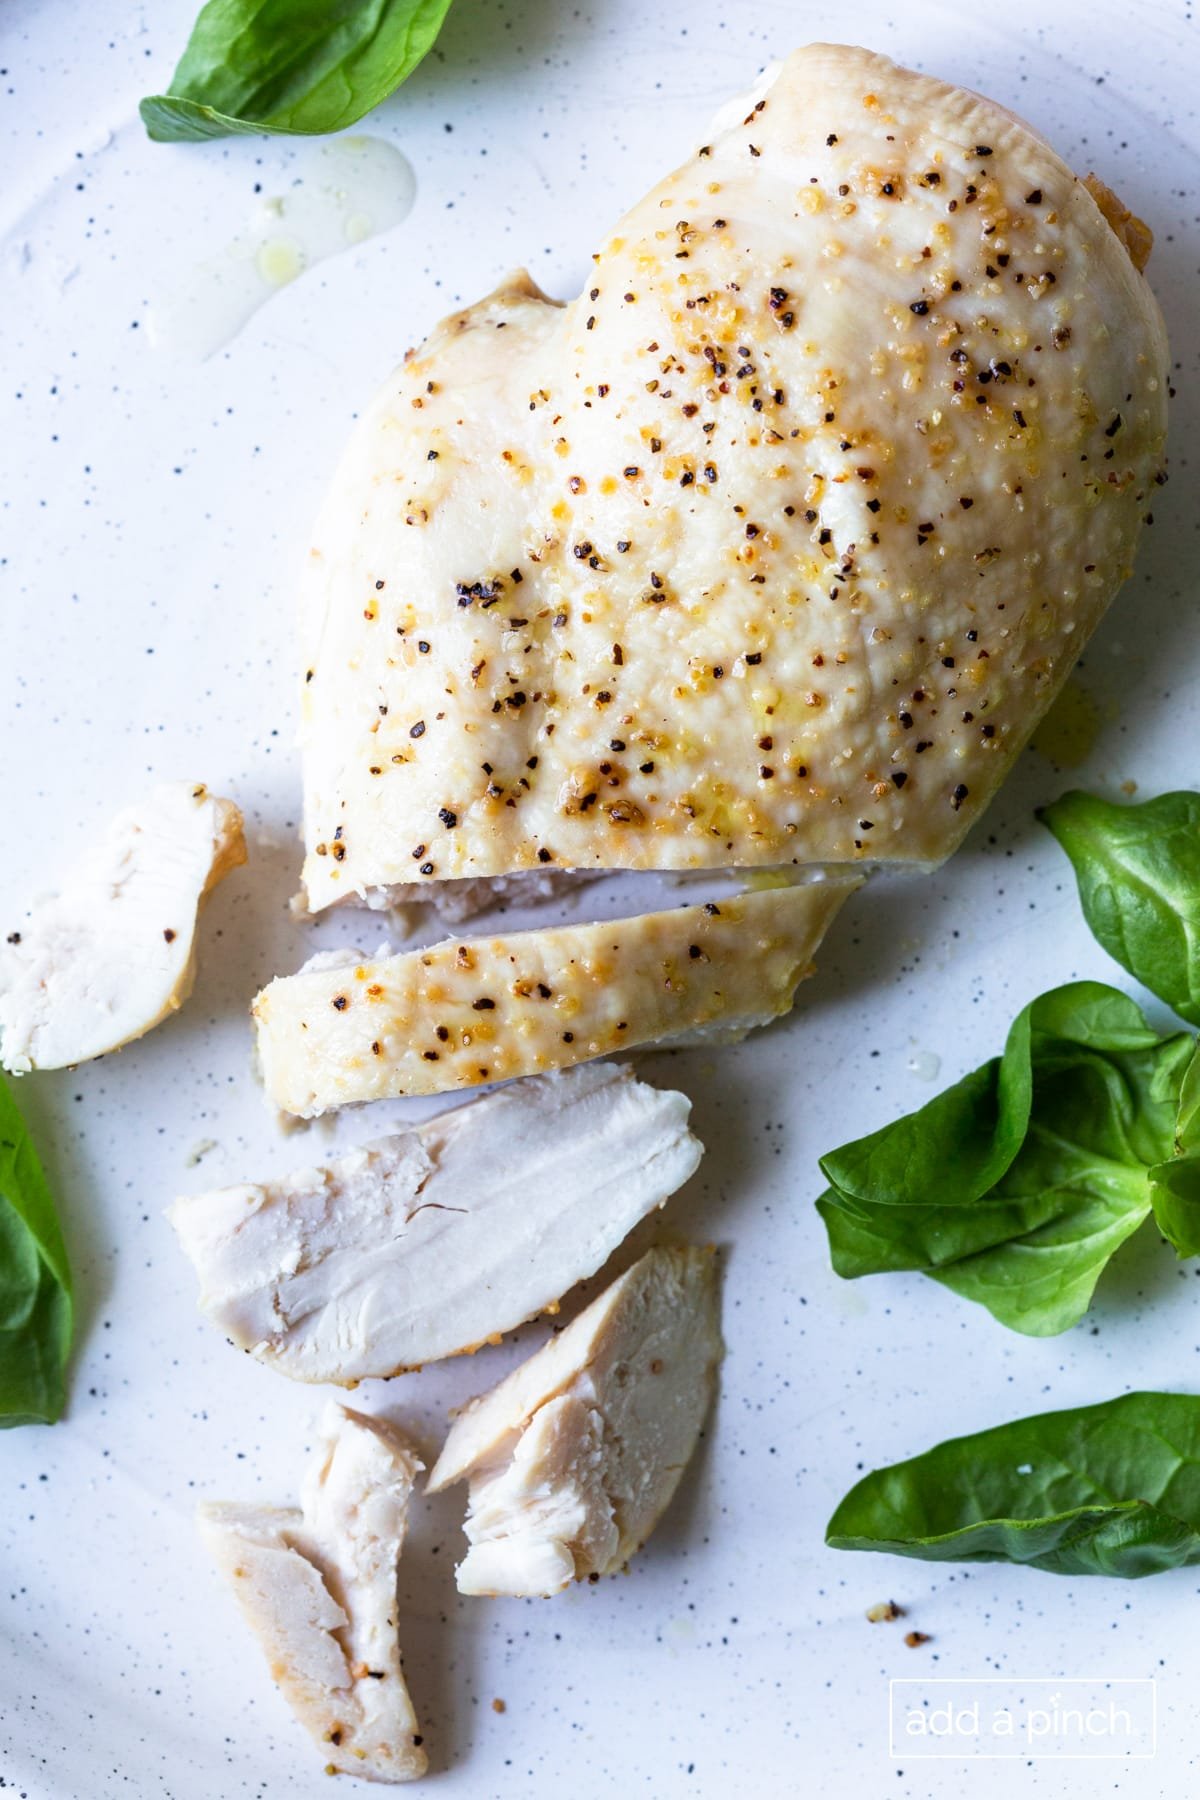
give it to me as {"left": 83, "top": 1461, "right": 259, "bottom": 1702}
{"left": 299, "top": 43, "right": 1167, "bottom": 915}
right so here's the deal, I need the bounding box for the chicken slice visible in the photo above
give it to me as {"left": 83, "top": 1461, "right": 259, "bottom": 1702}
{"left": 299, "top": 44, "right": 1167, "bottom": 915}
{"left": 0, "top": 781, "right": 245, "bottom": 1072}
{"left": 198, "top": 1403, "right": 426, "bottom": 1783}
{"left": 427, "top": 1244, "right": 722, "bottom": 1596}
{"left": 168, "top": 1060, "right": 701, "bottom": 1382}
{"left": 253, "top": 877, "right": 857, "bottom": 1113}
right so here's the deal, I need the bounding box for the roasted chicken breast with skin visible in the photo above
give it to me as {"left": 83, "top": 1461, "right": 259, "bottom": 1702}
{"left": 0, "top": 782, "right": 245, "bottom": 1073}
{"left": 199, "top": 1404, "right": 426, "bottom": 1784}
{"left": 169, "top": 1061, "right": 701, "bottom": 1381}
{"left": 427, "top": 1244, "right": 723, "bottom": 1597}
{"left": 253, "top": 878, "right": 857, "bottom": 1112}
{"left": 299, "top": 43, "right": 1167, "bottom": 914}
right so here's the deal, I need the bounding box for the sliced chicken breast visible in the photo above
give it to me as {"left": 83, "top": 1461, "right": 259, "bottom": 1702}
{"left": 253, "top": 877, "right": 856, "bottom": 1113}
{"left": 198, "top": 1404, "right": 426, "bottom": 1784}
{"left": 427, "top": 1244, "right": 722, "bottom": 1596}
{"left": 0, "top": 782, "right": 245, "bottom": 1072}
{"left": 169, "top": 1061, "right": 701, "bottom": 1382}
{"left": 299, "top": 44, "right": 1167, "bottom": 914}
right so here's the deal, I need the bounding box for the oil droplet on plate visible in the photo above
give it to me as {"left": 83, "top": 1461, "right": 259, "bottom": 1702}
{"left": 1029, "top": 678, "right": 1112, "bottom": 769}
{"left": 907, "top": 1047, "right": 941, "bottom": 1082}
{"left": 835, "top": 1283, "right": 871, "bottom": 1319}
{"left": 255, "top": 237, "right": 306, "bottom": 288}
{"left": 146, "top": 136, "right": 416, "bottom": 360}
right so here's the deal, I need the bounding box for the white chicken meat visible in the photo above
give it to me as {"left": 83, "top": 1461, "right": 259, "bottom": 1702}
{"left": 198, "top": 1403, "right": 426, "bottom": 1784}
{"left": 169, "top": 1060, "right": 701, "bottom": 1381}
{"left": 0, "top": 781, "right": 245, "bottom": 1073}
{"left": 427, "top": 1244, "right": 723, "bottom": 1596}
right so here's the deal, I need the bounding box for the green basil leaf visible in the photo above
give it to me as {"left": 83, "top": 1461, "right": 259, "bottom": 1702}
{"left": 140, "top": 0, "right": 455, "bottom": 143}
{"left": 1145, "top": 1161, "right": 1200, "bottom": 1256}
{"left": 1148, "top": 1040, "right": 1200, "bottom": 1254}
{"left": 826, "top": 1391, "right": 1200, "bottom": 1577}
{"left": 0, "top": 1078, "right": 73, "bottom": 1426}
{"left": 1041, "top": 789, "right": 1200, "bottom": 1026}
{"left": 817, "top": 983, "right": 1193, "bottom": 1334}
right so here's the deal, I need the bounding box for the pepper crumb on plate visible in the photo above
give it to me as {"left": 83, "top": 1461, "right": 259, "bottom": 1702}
{"left": 866, "top": 1600, "right": 905, "bottom": 1623}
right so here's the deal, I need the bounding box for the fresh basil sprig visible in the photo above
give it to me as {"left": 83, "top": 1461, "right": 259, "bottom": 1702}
{"left": 141, "top": 0, "right": 455, "bottom": 143}
{"left": 816, "top": 983, "right": 1196, "bottom": 1336}
{"left": 1041, "top": 789, "right": 1200, "bottom": 1026}
{"left": 827, "top": 1392, "right": 1200, "bottom": 1577}
{"left": 0, "top": 1077, "right": 73, "bottom": 1427}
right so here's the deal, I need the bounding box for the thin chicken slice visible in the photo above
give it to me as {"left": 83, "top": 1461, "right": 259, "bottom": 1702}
{"left": 0, "top": 781, "right": 245, "bottom": 1072}
{"left": 427, "top": 1244, "right": 722, "bottom": 1596}
{"left": 299, "top": 45, "right": 1167, "bottom": 914}
{"left": 169, "top": 1061, "right": 701, "bottom": 1383}
{"left": 198, "top": 1404, "right": 426, "bottom": 1784}
{"left": 253, "top": 877, "right": 857, "bottom": 1113}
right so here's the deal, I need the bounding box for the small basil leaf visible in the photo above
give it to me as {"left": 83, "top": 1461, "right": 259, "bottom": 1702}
{"left": 1147, "top": 1158, "right": 1200, "bottom": 1257}
{"left": 141, "top": 0, "right": 455, "bottom": 143}
{"left": 1024, "top": 979, "right": 1166, "bottom": 1055}
{"left": 1148, "top": 1040, "right": 1200, "bottom": 1254}
{"left": 826, "top": 1391, "right": 1200, "bottom": 1577}
{"left": 1176, "top": 1037, "right": 1200, "bottom": 1145}
{"left": 0, "top": 1078, "right": 73, "bottom": 1427}
{"left": 816, "top": 983, "right": 1193, "bottom": 1334}
{"left": 1041, "top": 788, "right": 1200, "bottom": 1026}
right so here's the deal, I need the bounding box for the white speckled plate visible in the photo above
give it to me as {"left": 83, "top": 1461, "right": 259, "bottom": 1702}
{"left": 2, "top": 2, "right": 1199, "bottom": 1796}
